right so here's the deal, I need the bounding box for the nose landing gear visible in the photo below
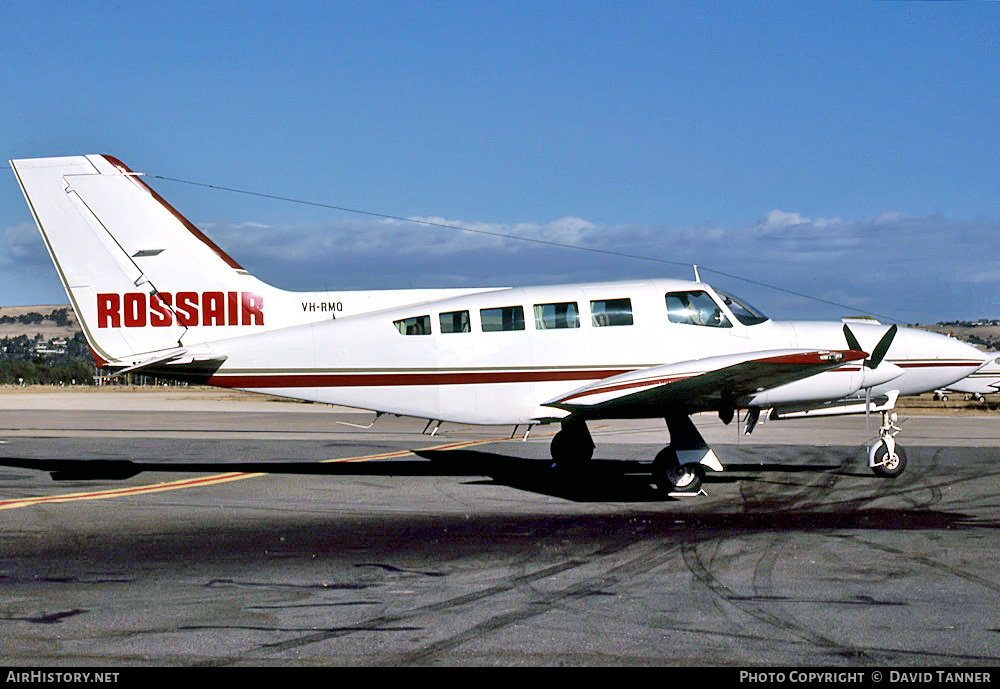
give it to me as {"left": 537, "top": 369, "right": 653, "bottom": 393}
{"left": 869, "top": 410, "right": 907, "bottom": 478}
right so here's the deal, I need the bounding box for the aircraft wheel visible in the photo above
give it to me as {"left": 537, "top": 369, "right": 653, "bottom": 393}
{"left": 652, "top": 447, "right": 703, "bottom": 494}
{"left": 870, "top": 441, "right": 907, "bottom": 478}
{"left": 550, "top": 428, "right": 594, "bottom": 465}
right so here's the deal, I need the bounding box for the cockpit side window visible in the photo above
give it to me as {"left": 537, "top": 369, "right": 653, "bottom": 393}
{"left": 715, "top": 289, "right": 770, "bottom": 326}
{"left": 664, "top": 291, "right": 732, "bottom": 328}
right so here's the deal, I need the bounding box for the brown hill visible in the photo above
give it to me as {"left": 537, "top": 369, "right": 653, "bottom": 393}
{"left": 0, "top": 305, "right": 81, "bottom": 340}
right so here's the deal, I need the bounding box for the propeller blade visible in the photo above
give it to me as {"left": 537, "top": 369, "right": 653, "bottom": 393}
{"left": 868, "top": 325, "right": 898, "bottom": 369}
{"left": 843, "top": 324, "right": 862, "bottom": 353}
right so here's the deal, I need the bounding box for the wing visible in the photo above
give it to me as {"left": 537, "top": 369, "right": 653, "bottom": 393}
{"left": 543, "top": 349, "right": 866, "bottom": 418}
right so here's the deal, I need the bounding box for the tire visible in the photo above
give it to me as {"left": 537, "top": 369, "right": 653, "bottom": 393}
{"left": 871, "top": 442, "right": 908, "bottom": 478}
{"left": 652, "top": 447, "right": 703, "bottom": 493}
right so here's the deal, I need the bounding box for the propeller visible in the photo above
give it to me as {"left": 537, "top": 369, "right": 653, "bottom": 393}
{"left": 843, "top": 323, "right": 899, "bottom": 451}
{"left": 843, "top": 323, "right": 897, "bottom": 369}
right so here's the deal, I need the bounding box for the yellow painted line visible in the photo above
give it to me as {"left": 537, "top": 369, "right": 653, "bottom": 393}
{"left": 0, "top": 437, "right": 505, "bottom": 511}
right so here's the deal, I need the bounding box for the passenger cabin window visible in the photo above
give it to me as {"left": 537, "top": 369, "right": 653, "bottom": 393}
{"left": 664, "top": 291, "right": 732, "bottom": 328}
{"left": 481, "top": 305, "right": 525, "bottom": 332}
{"left": 439, "top": 310, "right": 471, "bottom": 333}
{"left": 394, "top": 315, "right": 431, "bottom": 335}
{"left": 590, "top": 298, "right": 633, "bottom": 327}
{"left": 534, "top": 302, "right": 580, "bottom": 330}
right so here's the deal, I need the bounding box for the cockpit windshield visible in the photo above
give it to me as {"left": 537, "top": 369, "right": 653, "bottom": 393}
{"left": 716, "top": 290, "right": 770, "bottom": 326}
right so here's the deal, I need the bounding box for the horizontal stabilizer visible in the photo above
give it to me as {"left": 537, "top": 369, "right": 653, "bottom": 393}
{"left": 105, "top": 348, "right": 228, "bottom": 384}
{"left": 107, "top": 348, "right": 191, "bottom": 377}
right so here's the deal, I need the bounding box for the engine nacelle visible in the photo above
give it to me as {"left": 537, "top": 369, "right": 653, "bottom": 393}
{"left": 860, "top": 362, "right": 904, "bottom": 390}
{"left": 748, "top": 363, "right": 903, "bottom": 407}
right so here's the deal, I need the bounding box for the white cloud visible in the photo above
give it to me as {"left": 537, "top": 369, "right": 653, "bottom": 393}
{"left": 755, "top": 209, "right": 843, "bottom": 233}
{"left": 1, "top": 223, "right": 47, "bottom": 265}
{"left": 962, "top": 268, "right": 1000, "bottom": 284}
{"left": 756, "top": 209, "right": 812, "bottom": 230}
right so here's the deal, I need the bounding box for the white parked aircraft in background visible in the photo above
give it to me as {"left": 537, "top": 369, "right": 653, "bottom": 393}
{"left": 9, "top": 155, "right": 987, "bottom": 493}
{"left": 934, "top": 354, "right": 1000, "bottom": 401}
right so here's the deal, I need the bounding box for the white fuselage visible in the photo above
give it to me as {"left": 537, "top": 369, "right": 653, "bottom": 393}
{"left": 180, "top": 279, "right": 984, "bottom": 425}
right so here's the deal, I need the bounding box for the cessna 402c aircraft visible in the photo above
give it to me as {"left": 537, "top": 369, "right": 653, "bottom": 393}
{"left": 9, "top": 155, "right": 987, "bottom": 493}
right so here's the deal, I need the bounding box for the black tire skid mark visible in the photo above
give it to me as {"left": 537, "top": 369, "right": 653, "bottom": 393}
{"left": 381, "top": 542, "right": 683, "bottom": 666}
{"left": 840, "top": 536, "right": 1000, "bottom": 596}
{"left": 751, "top": 533, "right": 792, "bottom": 601}
{"left": 766, "top": 531, "right": 1000, "bottom": 664}
{"left": 241, "top": 539, "right": 673, "bottom": 662}
{"left": 822, "top": 464, "right": 1000, "bottom": 517}
{"left": 736, "top": 446, "right": 852, "bottom": 515}
{"left": 681, "top": 539, "right": 874, "bottom": 662}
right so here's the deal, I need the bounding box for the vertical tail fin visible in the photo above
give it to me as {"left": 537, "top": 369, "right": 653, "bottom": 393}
{"left": 10, "top": 155, "right": 277, "bottom": 364}
{"left": 11, "top": 154, "right": 501, "bottom": 367}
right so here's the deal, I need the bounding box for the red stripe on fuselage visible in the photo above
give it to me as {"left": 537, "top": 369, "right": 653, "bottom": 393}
{"left": 894, "top": 361, "right": 983, "bottom": 368}
{"left": 208, "top": 369, "right": 633, "bottom": 389}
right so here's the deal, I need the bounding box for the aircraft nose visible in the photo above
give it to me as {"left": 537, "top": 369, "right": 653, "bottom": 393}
{"left": 895, "top": 327, "right": 986, "bottom": 393}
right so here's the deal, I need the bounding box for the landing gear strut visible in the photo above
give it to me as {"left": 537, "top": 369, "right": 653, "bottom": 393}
{"left": 869, "top": 410, "right": 907, "bottom": 478}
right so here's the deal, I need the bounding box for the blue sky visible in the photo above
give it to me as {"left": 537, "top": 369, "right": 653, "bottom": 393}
{"left": 1, "top": 1, "right": 997, "bottom": 322}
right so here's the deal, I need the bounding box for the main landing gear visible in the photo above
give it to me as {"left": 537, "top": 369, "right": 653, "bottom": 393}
{"left": 548, "top": 415, "right": 723, "bottom": 497}
{"left": 651, "top": 414, "right": 723, "bottom": 495}
{"left": 652, "top": 447, "right": 705, "bottom": 494}
{"left": 869, "top": 409, "right": 907, "bottom": 478}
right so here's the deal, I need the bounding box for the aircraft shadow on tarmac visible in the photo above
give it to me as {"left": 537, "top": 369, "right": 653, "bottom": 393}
{"left": 0, "top": 448, "right": 846, "bottom": 503}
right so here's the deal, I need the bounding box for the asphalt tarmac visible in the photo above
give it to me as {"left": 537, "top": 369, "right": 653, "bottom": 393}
{"left": 1, "top": 390, "right": 999, "bottom": 667}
